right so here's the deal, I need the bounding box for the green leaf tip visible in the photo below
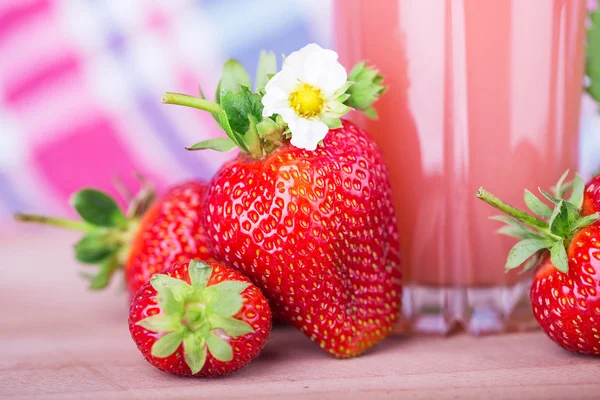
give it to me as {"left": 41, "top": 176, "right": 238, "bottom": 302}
{"left": 505, "top": 238, "right": 552, "bottom": 270}
{"left": 70, "top": 189, "right": 127, "bottom": 228}
{"left": 217, "top": 59, "right": 251, "bottom": 103}
{"left": 151, "top": 331, "right": 185, "bottom": 358}
{"left": 188, "top": 260, "right": 212, "bottom": 289}
{"left": 206, "top": 331, "right": 233, "bottom": 362}
{"left": 184, "top": 335, "right": 207, "bottom": 374}
{"left": 255, "top": 50, "right": 277, "bottom": 91}
{"left": 186, "top": 137, "right": 237, "bottom": 152}
{"left": 136, "top": 259, "right": 256, "bottom": 374}
{"left": 549, "top": 240, "right": 568, "bottom": 274}
{"left": 524, "top": 190, "right": 552, "bottom": 218}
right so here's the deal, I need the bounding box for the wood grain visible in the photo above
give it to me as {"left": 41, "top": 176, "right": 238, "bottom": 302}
{"left": 1, "top": 230, "right": 599, "bottom": 399}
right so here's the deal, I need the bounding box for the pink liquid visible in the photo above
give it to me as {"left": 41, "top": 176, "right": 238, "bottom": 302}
{"left": 335, "top": 0, "right": 585, "bottom": 333}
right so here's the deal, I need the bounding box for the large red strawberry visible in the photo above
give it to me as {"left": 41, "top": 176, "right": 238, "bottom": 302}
{"left": 15, "top": 180, "right": 212, "bottom": 295}
{"left": 162, "top": 45, "right": 402, "bottom": 357}
{"left": 477, "top": 172, "right": 600, "bottom": 356}
{"left": 129, "top": 259, "right": 271, "bottom": 377}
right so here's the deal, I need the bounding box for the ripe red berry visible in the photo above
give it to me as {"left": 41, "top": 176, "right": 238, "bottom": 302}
{"left": 478, "top": 172, "right": 600, "bottom": 356}
{"left": 129, "top": 259, "right": 272, "bottom": 377}
{"left": 203, "top": 120, "right": 402, "bottom": 357}
{"left": 531, "top": 227, "right": 600, "bottom": 355}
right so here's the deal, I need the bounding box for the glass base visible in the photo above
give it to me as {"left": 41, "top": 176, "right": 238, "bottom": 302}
{"left": 395, "top": 278, "right": 539, "bottom": 336}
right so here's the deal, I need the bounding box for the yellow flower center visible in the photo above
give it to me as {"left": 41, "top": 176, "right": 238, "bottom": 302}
{"left": 288, "top": 83, "right": 325, "bottom": 118}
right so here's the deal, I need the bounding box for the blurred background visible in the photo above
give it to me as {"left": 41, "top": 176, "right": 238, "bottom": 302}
{"left": 0, "top": 0, "right": 598, "bottom": 220}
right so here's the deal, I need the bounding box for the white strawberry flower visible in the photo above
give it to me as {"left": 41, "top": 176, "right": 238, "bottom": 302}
{"left": 261, "top": 43, "right": 352, "bottom": 151}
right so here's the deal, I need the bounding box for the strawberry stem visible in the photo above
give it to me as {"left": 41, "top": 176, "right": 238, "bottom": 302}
{"left": 162, "top": 92, "right": 221, "bottom": 115}
{"left": 476, "top": 188, "right": 550, "bottom": 232}
{"left": 14, "top": 213, "right": 95, "bottom": 232}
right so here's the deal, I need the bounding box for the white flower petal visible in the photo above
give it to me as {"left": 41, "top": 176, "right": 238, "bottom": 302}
{"left": 301, "top": 49, "right": 346, "bottom": 95}
{"left": 283, "top": 43, "right": 324, "bottom": 70}
{"left": 289, "top": 119, "right": 329, "bottom": 151}
{"left": 266, "top": 67, "right": 298, "bottom": 92}
{"left": 319, "top": 60, "right": 347, "bottom": 96}
{"left": 261, "top": 86, "right": 288, "bottom": 117}
{"left": 278, "top": 108, "right": 298, "bottom": 125}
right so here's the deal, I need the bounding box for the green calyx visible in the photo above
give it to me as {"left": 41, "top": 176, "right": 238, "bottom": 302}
{"left": 162, "top": 51, "right": 386, "bottom": 159}
{"left": 476, "top": 171, "right": 600, "bottom": 274}
{"left": 137, "top": 260, "right": 254, "bottom": 374}
{"left": 345, "top": 61, "right": 387, "bottom": 119}
{"left": 14, "top": 177, "right": 155, "bottom": 289}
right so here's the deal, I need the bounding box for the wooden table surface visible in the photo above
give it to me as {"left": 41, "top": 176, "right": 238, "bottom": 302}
{"left": 1, "top": 230, "right": 599, "bottom": 400}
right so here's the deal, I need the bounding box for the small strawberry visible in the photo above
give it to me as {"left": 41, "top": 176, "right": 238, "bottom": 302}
{"left": 15, "top": 179, "right": 212, "bottom": 295}
{"left": 162, "top": 44, "right": 402, "bottom": 357}
{"left": 129, "top": 259, "right": 271, "bottom": 377}
{"left": 477, "top": 172, "right": 600, "bottom": 356}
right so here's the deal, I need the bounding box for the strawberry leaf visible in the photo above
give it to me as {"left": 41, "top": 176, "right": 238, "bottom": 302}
{"left": 204, "top": 281, "right": 249, "bottom": 317}
{"left": 206, "top": 331, "right": 233, "bottom": 362}
{"left": 551, "top": 169, "right": 571, "bottom": 198}
{"left": 216, "top": 59, "right": 251, "bottom": 104}
{"left": 505, "top": 238, "right": 552, "bottom": 270}
{"left": 183, "top": 335, "right": 207, "bottom": 374}
{"left": 207, "top": 281, "right": 251, "bottom": 296}
{"left": 206, "top": 293, "right": 244, "bottom": 318}
{"left": 74, "top": 233, "right": 115, "bottom": 264}
{"left": 524, "top": 190, "right": 552, "bottom": 218}
{"left": 539, "top": 188, "right": 561, "bottom": 204}
{"left": 255, "top": 50, "right": 277, "bottom": 91}
{"left": 151, "top": 274, "right": 191, "bottom": 294}
{"left": 220, "top": 88, "right": 264, "bottom": 135}
{"left": 208, "top": 315, "right": 254, "bottom": 337}
{"left": 219, "top": 110, "right": 248, "bottom": 152}
{"left": 70, "top": 189, "right": 127, "bottom": 228}
{"left": 188, "top": 260, "right": 212, "bottom": 289}
{"left": 549, "top": 240, "right": 568, "bottom": 273}
{"left": 88, "top": 257, "right": 119, "bottom": 290}
{"left": 496, "top": 225, "right": 544, "bottom": 240}
{"left": 490, "top": 215, "right": 544, "bottom": 239}
{"left": 571, "top": 212, "right": 600, "bottom": 231}
{"left": 137, "top": 314, "right": 183, "bottom": 333}
{"left": 567, "top": 174, "right": 585, "bottom": 209}
{"left": 151, "top": 331, "right": 185, "bottom": 358}
{"left": 243, "top": 114, "right": 262, "bottom": 158}
{"left": 549, "top": 200, "right": 570, "bottom": 237}
{"left": 186, "top": 137, "right": 237, "bottom": 152}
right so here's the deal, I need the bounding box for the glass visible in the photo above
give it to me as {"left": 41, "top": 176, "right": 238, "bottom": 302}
{"left": 334, "top": 0, "right": 586, "bottom": 334}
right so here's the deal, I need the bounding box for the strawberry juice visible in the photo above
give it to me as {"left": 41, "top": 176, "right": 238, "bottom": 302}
{"left": 335, "top": 0, "right": 586, "bottom": 334}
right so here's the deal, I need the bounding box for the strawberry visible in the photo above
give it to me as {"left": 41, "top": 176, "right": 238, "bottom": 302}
{"left": 583, "top": 173, "right": 600, "bottom": 216}
{"left": 129, "top": 259, "right": 271, "bottom": 377}
{"left": 477, "top": 172, "right": 600, "bottom": 356}
{"left": 15, "top": 180, "right": 212, "bottom": 295}
{"left": 161, "top": 45, "right": 402, "bottom": 357}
